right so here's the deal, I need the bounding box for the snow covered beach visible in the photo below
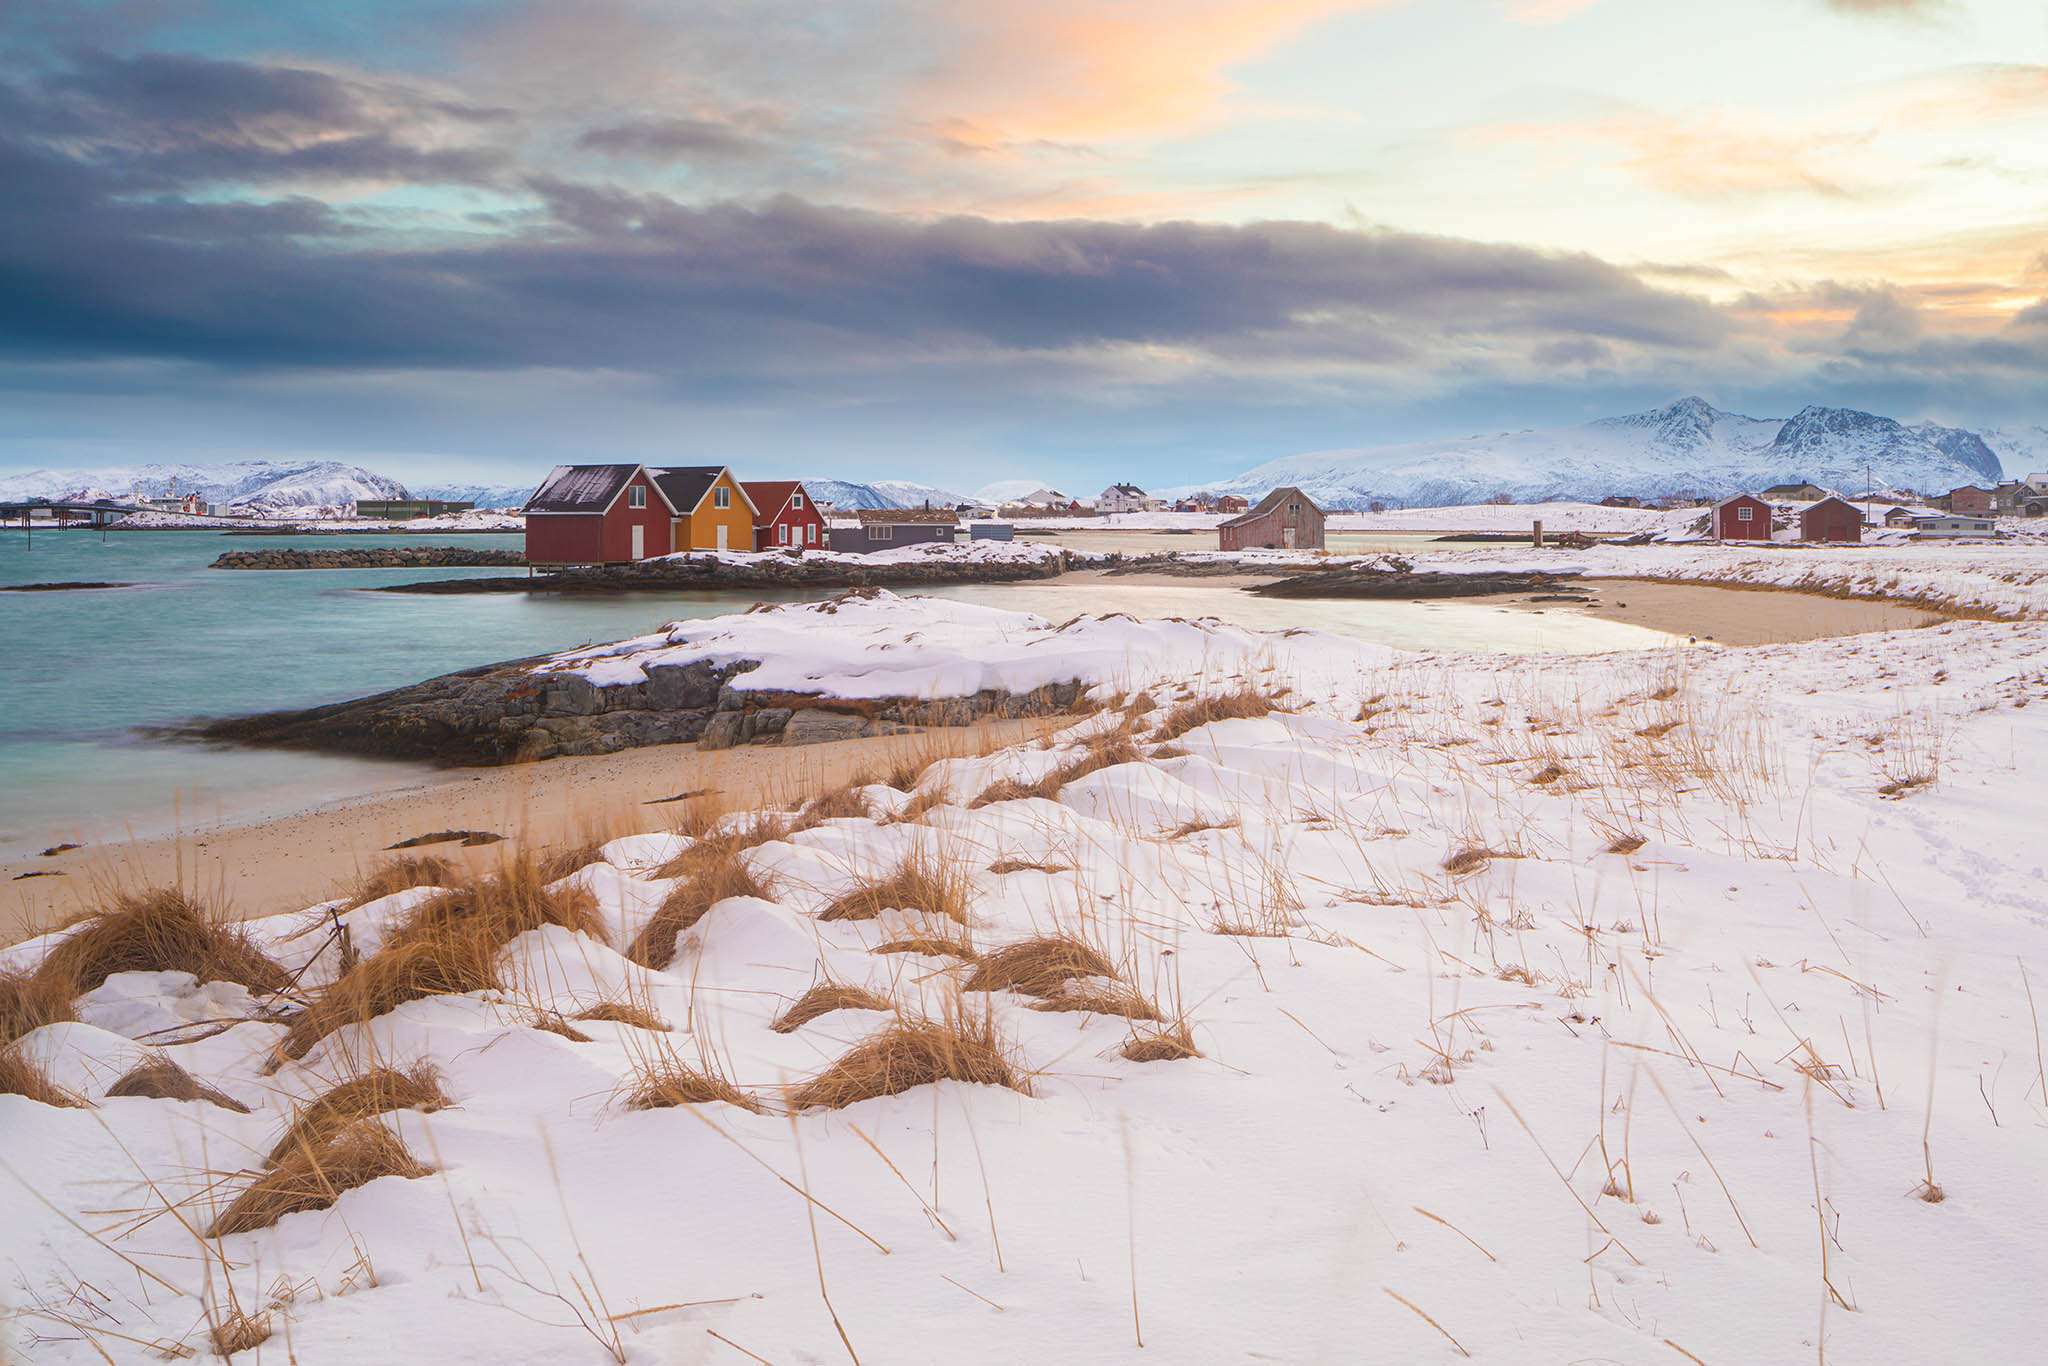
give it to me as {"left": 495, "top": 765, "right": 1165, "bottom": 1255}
{"left": 5, "top": 561, "right": 2048, "bottom": 1363}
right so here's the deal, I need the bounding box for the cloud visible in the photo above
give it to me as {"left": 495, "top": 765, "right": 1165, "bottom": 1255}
{"left": 1822, "top": 0, "right": 1950, "bottom": 17}
{"left": 1487, "top": 113, "right": 1875, "bottom": 201}
{"left": 577, "top": 117, "right": 765, "bottom": 161}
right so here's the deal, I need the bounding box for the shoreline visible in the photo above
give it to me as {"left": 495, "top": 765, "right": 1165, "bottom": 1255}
{"left": 1, "top": 717, "right": 1056, "bottom": 945}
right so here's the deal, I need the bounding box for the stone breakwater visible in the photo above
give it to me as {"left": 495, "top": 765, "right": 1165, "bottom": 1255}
{"left": 373, "top": 549, "right": 1074, "bottom": 594}
{"left": 211, "top": 546, "right": 527, "bottom": 570}
{"left": 197, "top": 652, "right": 1086, "bottom": 765}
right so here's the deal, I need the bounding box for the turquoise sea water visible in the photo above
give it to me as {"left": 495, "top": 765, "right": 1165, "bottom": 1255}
{"left": 0, "top": 529, "right": 1675, "bottom": 857}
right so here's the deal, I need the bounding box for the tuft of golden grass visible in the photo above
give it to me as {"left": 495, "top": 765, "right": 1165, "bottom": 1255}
{"left": 1605, "top": 833, "right": 1646, "bottom": 855}
{"left": 280, "top": 934, "right": 498, "bottom": 1060}
{"left": 653, "top": 817, "right": 791, "bottom": 880}
{"left": 346, "top": 854, "right": 456, "bottom": 909}
{"left": 211, "top": 1119, "right": 432, "bottom": 1237}
{"left": 986, "top": 857, "right": 1070, "bottom": 875}
{"left": 0, "top": 966, "right": 76, "bottom": 1045}
{"left": 571, "top": 1001, "right": 672, "bottom": 1032}
{"left": 1031, "top": 982, "right": 1162, "bottom": 1020}
{"left": 622, "top": 1052, "right": 763, "bottom": 1113}
{"left": 106, "top": 1054, "right": 252, "bottom": 1112}
{"left": 789, "top": 780, "right": 874, "bottom": 832}
{"left": 1442, "top": 847, "right": 1520, "bottom": 876}
{"left": 1120, "top": 1022, "right": 1200, "bottom": 1062}
{"left": 530, "top": 1011, "right": 593, "bottom": 1042}
{"left": 0, "top": 1043, "right": 83, "bottom": 1106}
{"left": 627, "top": 840, "right": 779, "bottom": 970}
{"left": 879, "top": 787, "right": 948, "bottom": 826}
{"left": 788, "top": 1007, "right": 1028, "bottom": 1110}
{"left": 820, "top": 851, "right": 974, "bottom": 925}
{"left": 963, "top": 935, "right": 1117, "bottom": 998}
{"left": 771, "top": 983, "right": 894, "bottom": 1034}
{"left": 536, "top": 841, "right": 609, "bottom": 884}
{"left": 1152, "top": 686, "right": 1281, "bottom": 742}
{"left": 870, "top": 931, "right": 978, "bottom": 959}
{"left": 210, "top": 1309, "right": 273, "bottom": 1358}
{"left": 265, "top": 1063, "right": 449, "bottom": 1165}
{"left": 38, "top": 887, "right": 288, "bottom": 997}
{"left": 386, "top": 859, "right": 607, "bottom": 955}
{"left": 1170, "top": 817, "right": 1237, "bottom": 839}
{"left": 974, "top": 726, "right": 1148, "bottom": 809}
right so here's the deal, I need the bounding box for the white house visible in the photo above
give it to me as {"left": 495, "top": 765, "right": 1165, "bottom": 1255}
{"left": 1098, "top": 482, "right": 1160, "bottom": 514}
{"left": 1912, "top": 515, "right": 1996, "bottom": 539}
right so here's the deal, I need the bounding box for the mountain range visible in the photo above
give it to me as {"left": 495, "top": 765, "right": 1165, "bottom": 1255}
{"left": 0, "top": 460, "right": 405, "bottom": 511}
{"left": 1172, "top": 398, "right": 2047, "bottom": 510}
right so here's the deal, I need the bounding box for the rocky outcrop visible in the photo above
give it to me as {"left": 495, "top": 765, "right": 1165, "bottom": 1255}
{"left": 211, "top": 546, "right": 526, "bottom": 569}
{"left": 197, "top": 653, "right": 1087, "bottom": 765}
{"left": 374, "top": 550, "right": 1071, "bottom": 594}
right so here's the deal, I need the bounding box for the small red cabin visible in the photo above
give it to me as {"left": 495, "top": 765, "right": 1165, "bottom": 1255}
{"left": 1799, "top": 496, "right": 1863, "bottom": 543}
{"left": 1712, "top": 494, "right": 1773, "bottom": 542}
{"left": 742, "top": 480, "right": 826, "bottom": 552}
{"left": 1219, "top": 487, "right": 1324, "bottom": 551}
{"left": 1945, "top": 485, "right": 1994, "bottom": 516}
{"left": 523, "top": 464, "right": 674, "bottom": 566}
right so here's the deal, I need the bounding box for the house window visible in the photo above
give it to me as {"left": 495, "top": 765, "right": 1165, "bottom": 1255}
{"left": 867, "top": 524, "right": 894, "bottom": 541}
{"left": 778, "top": 523, "right": 789, "bottom": 544}
{"left": 714, "top": 486, "right": 730, "bottom": 509}
{"left": 791, "top": 493, "right": 804, "bottom": 510}
{"left": 1289, "top": 502, "right": 1301, "bottom": 515}
{"left": 628, "top": 485, "right": 646, "bottom": 509}
{"left": 1736, "top": 507, "right": 1752, "bottom": 522}
{"left": 806, "top": 522, "right": 817, "bottom": 543}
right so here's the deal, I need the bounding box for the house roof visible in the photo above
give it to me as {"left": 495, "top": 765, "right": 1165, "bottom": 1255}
{"left": 648, "top": 466, "right": 720, "bottom": 515}
{"left": 1220, "top": 485, "right": 1319, "bottom": 528}
{"left": 1711, "top": 492, "right": 1772, "bottom": 509}
{"left": 523, "top": 464, "right": 644, "bottom": 513}
{"left": 741, "top": 480, "right": 808, "bottom": 526}
{"left": 857, "top": 507, "right": 958, "bottom": 525}
{"left": 1106, "top": 483, "right": 1146, "bottom": 496}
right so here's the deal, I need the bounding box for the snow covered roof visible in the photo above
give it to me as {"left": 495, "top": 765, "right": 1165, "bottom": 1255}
{"left": 523, "top": 464, "right": 643, "bottom": 513}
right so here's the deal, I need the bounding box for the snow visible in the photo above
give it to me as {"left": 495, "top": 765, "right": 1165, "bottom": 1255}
{"left": 7, "top": 573, "right": 2048, "bottom": 1362}
{"left": 1167, "top": 396, "right": 2015, "bottom": 510}
{"left": 0, "top": 460, "right": 407, "bottom": 511}
{"left": 798, "top": 478, "right": 977, "bottom": 511}
{"left": 110, "top": 508, "right": 524, "bottom": 532}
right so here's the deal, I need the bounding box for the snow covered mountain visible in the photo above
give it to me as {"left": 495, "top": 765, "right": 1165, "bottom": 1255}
{"left": 0, "top": 460, "right": 406, "bottom": 510}
{"left": 797, "top": 478, "right": 977, "bottom": 511}
{"left": 1976, "top": 425, "right": 2048, "bottom": 479}
{"left": 409, "top": 482, "right": 538, "bottom": 510}
{"left": 1178, "top": 397, "right": 2016, "bottom": 509}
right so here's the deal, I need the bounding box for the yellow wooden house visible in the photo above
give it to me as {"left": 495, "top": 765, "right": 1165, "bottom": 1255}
{"left": 652, "top": 467, "right": 758, "bottom": 552}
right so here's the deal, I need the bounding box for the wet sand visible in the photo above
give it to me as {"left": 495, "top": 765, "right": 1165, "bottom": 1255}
{"left": 1, "top": 718, "right": 1055, "bottom": 945}
{"left": 1555, "top": 578, "right": 1945, "bottom": 645}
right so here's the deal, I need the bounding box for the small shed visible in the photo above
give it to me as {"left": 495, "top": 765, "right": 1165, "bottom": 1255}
{"left": 1882, "top": 506, "right": 1920, "bottom": 527}
{"left": 1711, "top": 493, "right": 1774, "bottom": 542}
{"left": 1799, "top": 496, "right": 1863, "bottom": 543}
{"left": 1216, "top": 494, "right": 1250, "bottom": 513}
{"left": 742, "top": 480, "right": 825, "bottom": 552}
{"left": 1763, "top": 481, "right": 1829, "bottom": 501}
{"left": 1219, "top": 487, "right": 1325, "bottom": 551}
{"left": 523, "top": 464, "right": 676, "bottom": 566}
{"left": 829, "top": 507, "right": 959, "bottom": 554}
{"left": 968, "top": 522, "right": 1014, "bottom": 541}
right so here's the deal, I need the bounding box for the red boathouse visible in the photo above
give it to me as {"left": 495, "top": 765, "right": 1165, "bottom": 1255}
{"left": 522, "top": 464, "right": 675, "bottom": 566}
{"left": 1798, "top": 496, "right": 1863, "bottom": 543}
{"left": 1711, "top": 493, "right": 1773, "bottom": 542}
{"left": 742, "top": 480, "right": 826, "bottom": 552}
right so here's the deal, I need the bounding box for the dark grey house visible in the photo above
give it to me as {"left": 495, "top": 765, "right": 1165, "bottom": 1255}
{"left": 826, "top": 507, "right": 960, "bottom": 553}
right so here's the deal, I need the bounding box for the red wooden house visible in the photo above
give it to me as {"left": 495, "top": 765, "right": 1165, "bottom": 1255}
{"left": 1218, "top": 487, "right": 1325, "bottom": 550}
{"left": 742, "top": 480, "right": 825, "bottom": 552}
{"left": 1798, "top": 496, "right": 1863, "bottom": 543}
{"left": 523, "top": 464, "right": 675, "bottom": 566}
{"left": 1711, "top": 493, "right": 1773, "bottom": 542}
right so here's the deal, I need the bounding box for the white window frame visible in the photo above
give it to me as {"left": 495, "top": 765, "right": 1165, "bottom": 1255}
{"left": 1736, "top": 506, "right": 1752, "bottom": 522}
{"left": 791, "top": 493, "right": 804, "bottom": 510}
{"left": 714, "top": 486, "right": 730, "bottom": 509}
{"left": 867, "top": 524, "right": 894, "bottom": 542}
{"left": 806, "top": 522, "right": 817, "bottom": 544}
{"left": 778, "top": 523, "right": 790, "bottom": 544}
{"left": 627, "top": 484, "right": 646, "bottom": 509}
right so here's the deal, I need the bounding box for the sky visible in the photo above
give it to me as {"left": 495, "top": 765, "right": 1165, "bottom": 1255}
{"left": 1, "top": 0, "right": 2044, "bottom": 491}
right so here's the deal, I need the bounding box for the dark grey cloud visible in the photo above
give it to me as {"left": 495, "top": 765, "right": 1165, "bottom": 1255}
{"left": 2016, "top": 299, "right": 2048, "bottom": 328}
{"left": 578, "top": 117, "right": 764, "bottom": 161}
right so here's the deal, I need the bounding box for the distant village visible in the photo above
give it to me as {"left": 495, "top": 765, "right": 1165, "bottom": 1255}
{"left": 8, "top": 464, "right": 2048, "bottom": 564}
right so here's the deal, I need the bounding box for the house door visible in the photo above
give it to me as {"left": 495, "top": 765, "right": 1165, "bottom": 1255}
{"left": 1283, "top": 527, "right": 1296, "bottom": 548}
{"left": 630, "top": 525, "right": 645, "bottom": 559}
{"left": 716, "top": 524, "right": 728, "bottom": 551}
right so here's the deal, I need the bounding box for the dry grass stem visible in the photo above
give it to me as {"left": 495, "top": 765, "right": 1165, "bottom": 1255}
{"left": 347, "top": 855, "right": 455, "bottom": 908}
{"left": 267, "top": 1064, "right": 449, "bottom": 1165}
{"left": 0, "top": 1044, "right": 84, "bottom": 1106}
{"left": 572, "top": 1001, "right": 673, "bottom": 1031}
{"left": 1121, "top": 1023, "right": 1200, "bottom": 1062}
{"left": 821, "top": 853, "right": 974, "bottom": 925}
{"left": 789, "top": 1010, "right": 1028, "bottom": 1110}
{"left": 39, "top": 888, "right": 288, "bottom": 996}
{"left": 1152, "top": 687, "right": 1281, "bottom": 742}
{"left": 624, "top": 1056, "right": 763, "bottom": 1113}
{"left": 629, "top": 841, "right": 778, "bottom": 969}
{"left": 963, "top": 936, "right": 1118, "bottom": 998}
{"left": 281, "top": 934, "right": 499, "bottom": 1059}
{"left": 0, "top": 966, "right": 75, "bottom": 1044}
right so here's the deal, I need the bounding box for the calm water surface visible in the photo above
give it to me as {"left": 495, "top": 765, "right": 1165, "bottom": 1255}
{"left": 0, "top": 529, "right": 1672, "bottom": 856}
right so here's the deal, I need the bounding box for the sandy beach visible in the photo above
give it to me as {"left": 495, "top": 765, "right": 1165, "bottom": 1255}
{"left": 1, "top": 718, "right": 1054, "bottom": 944}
